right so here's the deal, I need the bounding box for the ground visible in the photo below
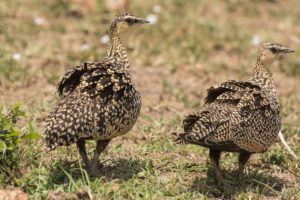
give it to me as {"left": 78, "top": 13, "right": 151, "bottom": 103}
{"left": 0, "top": 0, "right": 299, "bottom": 199}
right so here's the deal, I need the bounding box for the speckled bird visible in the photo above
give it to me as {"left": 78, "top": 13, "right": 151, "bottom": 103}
{"left": 173, "top": 43, "right": 294, "bottom": 185}
{"left": 44, "top": 13, "right": 149, "bottom": 174}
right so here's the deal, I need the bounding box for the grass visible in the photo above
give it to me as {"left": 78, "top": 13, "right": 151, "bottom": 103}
{"left": 0, "top": 0, "right": 299, "bottom": 199}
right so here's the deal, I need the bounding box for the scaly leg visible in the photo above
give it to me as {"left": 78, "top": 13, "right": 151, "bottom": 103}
{"left": 76, "top": 139, "right": 90, "bottom": 170}
{"left": 90, "top": 140, "right": 110, "bottom": 174}
{"left": 238, "top": 152, "right": 251, "bottom": 181}
{"left": 209, "top": 149, "right": 224, "bottom": 186}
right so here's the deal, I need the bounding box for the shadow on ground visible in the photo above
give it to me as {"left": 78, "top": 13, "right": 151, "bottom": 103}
{"left": 189, "top": 166, "right": 292, "bottom": 199}
{"left": 49, "top": 158, "right": 146, "bottom": 185}
{"left": 97, "top": 158, "right": 146, "bottom": 180}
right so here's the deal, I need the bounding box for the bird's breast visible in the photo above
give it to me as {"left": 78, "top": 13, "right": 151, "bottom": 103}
{"left": 93, "top": 87, "right": 141, "bottom": 139}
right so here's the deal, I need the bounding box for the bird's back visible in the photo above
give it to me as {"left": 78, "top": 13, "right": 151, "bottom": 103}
{"left": 44, "top": 61, "right": 141, "bottom": 152}
{"left": 175, "top": 80, "right": 280, "bottom": 153}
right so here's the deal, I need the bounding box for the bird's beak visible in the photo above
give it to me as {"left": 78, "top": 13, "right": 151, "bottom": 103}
{"left": 137, "top": 18, "right": 150, "bottom": 24}
{"left": 281, "top": 48, "right": 295, "bottom": 53}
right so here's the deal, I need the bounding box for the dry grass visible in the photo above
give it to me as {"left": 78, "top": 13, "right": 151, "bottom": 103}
{"left": 0, "top": 0, "right": 299, "bottom": 199}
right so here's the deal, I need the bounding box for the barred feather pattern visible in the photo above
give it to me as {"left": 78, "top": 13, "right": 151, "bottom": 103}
{"left": 174, "top": 79, "right": 280, "bottom": 153}
{"left": 173, "top": 43, "right": 293, "bottom": 186}
{"left": 44, "top": 26, "right": 141, "bottom": 152}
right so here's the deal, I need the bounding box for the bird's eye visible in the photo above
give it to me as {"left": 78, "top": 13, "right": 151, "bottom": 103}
{"left": 125, "top": 18, "right": 135, "bottom": 25}
{"left": 270, "top": 47, "right": 278, "bottom": 53}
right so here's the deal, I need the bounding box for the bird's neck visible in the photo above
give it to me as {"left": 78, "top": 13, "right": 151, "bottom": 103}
{"left": 106, "top": 33, "right": 130, "bottom": 70}
{"left": 250, "top": 59, "right": 278, "bottom": 96}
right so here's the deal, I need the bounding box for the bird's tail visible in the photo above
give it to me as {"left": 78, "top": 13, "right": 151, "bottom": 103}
{"left": 42, "top": 136, "right": 57, "bottom": 153}
{"left": 171, "top": 131, "right": 191, "bottom": 145}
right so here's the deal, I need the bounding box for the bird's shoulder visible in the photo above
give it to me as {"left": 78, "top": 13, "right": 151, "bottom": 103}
{"left": 57, "top": 62, "right": 96, "bottom": 96}
{"left": 205, "top": 80, "right": 271, "bottom": 110}
{"left": 57, "top": 61, "right": 133, "bottom": 97}
{"left": 179, "top": 80, "right": 279, "bottom": 147}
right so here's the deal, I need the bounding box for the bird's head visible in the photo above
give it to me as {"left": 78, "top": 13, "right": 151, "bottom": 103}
{"left": 257, "top": 43, "right": 294, "bottom": 66}
{"left": 109, "top": 13, "right": 149, "bottom": 37}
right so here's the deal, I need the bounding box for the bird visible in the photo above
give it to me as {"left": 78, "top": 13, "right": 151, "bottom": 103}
{"left": 173, "top": 43, "right": 294, "bottom": 186}
{"left": 43, "top": 13, "right": 149, "bottom": 174}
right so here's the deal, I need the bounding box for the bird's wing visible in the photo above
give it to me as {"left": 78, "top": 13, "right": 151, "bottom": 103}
{"left": 185, "top": 80, "right": 260, "bottom": 132}
{"left": 45, "top": 62, "right": 135, "bottom": 151}
{"left": 205, "top": 80, "right": 261, "bottom": 104}
{"left": 175, "top": 80, "right": 268, "bottom": 146}
{"left": 57, "top": 62, "right": 96, "bottom": 96}
{"left": 230, "top": 86, "right": 279, "bottom": 152}
{"left": 78, "top": 64, "right": 133, "bottom": 103}
{"left": 44, "top": 92, "right": 95, "bottom": 152}
{"left": 176, "top": 103, "right": 234, "bottom": 145}
{"left": 57, "top": 62, "right": 133, "bottom": 101}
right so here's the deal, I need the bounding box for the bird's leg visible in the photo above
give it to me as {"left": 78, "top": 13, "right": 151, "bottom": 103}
{"left": 238, "top": 152, "right": 251, "bottom": 181}
{"left": 76, "top": 139, "right": 90, "bottom": 170}
{"left": 90, "top": 140, "right": 110, "bottom": 174}
{"left": 209, "top": 149, "right": 224, "bottom": 186}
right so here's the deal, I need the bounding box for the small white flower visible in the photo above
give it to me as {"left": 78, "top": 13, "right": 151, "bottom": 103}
{"left": 251, "top": 34, "right": 261, "bottom": 46}
{"left": 100, "top": 35, "right": 110, "bottom": 44}
{"left": 80, "top": 44, "right": 90, "bottom": 51}
{"left": 152, "top": 5, "right": 161, "bottom": 13}
{"left": 12, "top": 53, "right": 21, "bottom": 60}
{"left": 34, "top": 17, "right": 44, "bottom": 25}
{"left": 146, "top": 14, "right": 158, "bottom": 24}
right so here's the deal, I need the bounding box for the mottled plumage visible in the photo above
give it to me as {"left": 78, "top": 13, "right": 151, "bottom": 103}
{"left": 173, "top": 43, "right": 294, "bottom": 185}
{"left": 44, "top": 13, "right": 149, "bottom": 173}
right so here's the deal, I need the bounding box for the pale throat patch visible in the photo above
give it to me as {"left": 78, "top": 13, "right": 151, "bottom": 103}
{"left": 260, "top": 53, "right": 280, "bottom": 66}
{"left": 117, "top": 22, "right": 129, "bottom": 33}
{"left": 118, "top": 22, "right": 139, "bottom": 43}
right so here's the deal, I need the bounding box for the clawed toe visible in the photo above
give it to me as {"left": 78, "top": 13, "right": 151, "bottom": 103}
{"left": 238, "top": 173, "right": 244, "bottom": 184}
{"left": 88, "top": 167, "right": 101, "bottom": 175}
{"left": 88, "top": 161, "right": 104, "bottom": 175}
{"left": 216, "top": 177, "right": 226, "bottom": 187}
{"left": 80, "top": 161, "right": 103, "bottom": 175}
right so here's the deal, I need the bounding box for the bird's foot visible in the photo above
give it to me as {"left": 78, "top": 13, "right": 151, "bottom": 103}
{"left": 216, "top": 175, "right": 238, "bottom": 187}
{"left": 88, "top": 160, "right": 104, "bottom": 175}
{"left": 238, "top": 173, "right": 252, "bottom": 185}
{"left": 216, "top": 174, "right": 226, "bottom": 187}
{"left": 80, "top": 162, "right": 90, "bottom": 173}
{"left": 88, "top": 167, "right": 101, "bottom": 175}
{"left": 216, "top": 181, "right": 227, "bottom": 187}
{"left": 237, "top": 172, "right": 245, "bottom": 185}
